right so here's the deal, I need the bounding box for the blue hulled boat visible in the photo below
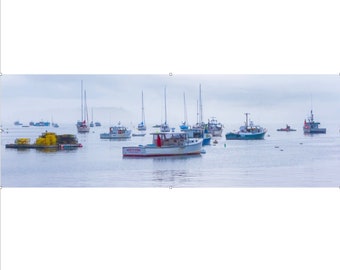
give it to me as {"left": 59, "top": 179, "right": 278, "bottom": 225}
{"left": 225, "top": 113, "right": 266, "bottom": 140}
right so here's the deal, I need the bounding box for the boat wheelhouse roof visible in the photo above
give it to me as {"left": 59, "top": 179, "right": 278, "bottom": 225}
{"left": 150, "top": 131, "right": 187, "bottom": 135}
{"left": 241, "top": 125, "right": 263, "bottom": 129}
{"left": 110, "top": 125, "right": 128, "bottom": 129}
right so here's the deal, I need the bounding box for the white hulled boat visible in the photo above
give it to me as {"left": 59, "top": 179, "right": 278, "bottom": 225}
{"left": 122, "top": 131, "right": 203, "bottom": 157}
{"left": 100, "top": 122, "right": 131, "bottom": 139}
{"left": 207, "top": 117, "right": 223, "bottom": 137}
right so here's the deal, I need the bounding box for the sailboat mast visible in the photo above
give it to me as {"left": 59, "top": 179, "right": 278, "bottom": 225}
{"left": 183, "top": 92, "right": 188, "bottom": 125}
{"left": 196, "top": 100, "right": 199, "bottom": 124}
{"left": 84, "top": 90, "right": 88, "bottom": 123}
{"left": 141, "top": 90, "right": 145, "bottom": 124}
{"left": 164, "top": 86, "right": 167, "bottom": 124}
{"left": 81, "top": 80, "right": 84, "bottom": 122}
{"left": 199, "top": 84, "right": 203, "bottom": 124}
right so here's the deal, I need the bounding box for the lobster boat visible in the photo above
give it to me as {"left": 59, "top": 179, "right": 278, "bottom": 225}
{"left": 226, "top": 113, "right": 267, "bottom": 140}
{"left": 122, "top": 131, "right": 203, "bottom": 157}
{"left": 100, "top": 122, "right": 132, "bottom": 139}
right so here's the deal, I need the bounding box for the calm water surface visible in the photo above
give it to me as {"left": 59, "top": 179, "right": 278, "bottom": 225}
{"left": 1, "top": 123, "right": 340, "bottom": 187}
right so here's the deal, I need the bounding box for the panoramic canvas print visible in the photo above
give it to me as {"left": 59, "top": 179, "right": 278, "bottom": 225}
{"left": 1, "top": 74, "right": 339, "bottom": 187}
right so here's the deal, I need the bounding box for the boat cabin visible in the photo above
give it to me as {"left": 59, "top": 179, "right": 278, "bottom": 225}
{"left": 151, "top": 132, "right": 187, "bottom": 147}
{"left": 240, "top": 125, "right": 263, "bottom": 133}
{"left": 109, "top": 126, "right": 128, "bottom": 134}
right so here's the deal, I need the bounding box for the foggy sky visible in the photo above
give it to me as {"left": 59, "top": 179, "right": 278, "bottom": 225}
{"left": 1, "top": 74, "right": 339, "bottom": 129}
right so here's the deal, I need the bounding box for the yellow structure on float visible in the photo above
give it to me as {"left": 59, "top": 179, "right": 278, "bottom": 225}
{"left": 35, "top": 132, "right": 57, "bottom": 146}
{"left": 15, "top": 138, "right": 30, "bottom": 144}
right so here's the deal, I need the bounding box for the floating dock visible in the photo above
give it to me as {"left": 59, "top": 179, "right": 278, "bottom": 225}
{"left": 5, "top": 132, "right": 82, "bottom": 150}
{"left": 5, "top": 143, "right": 82, "bottom": 149}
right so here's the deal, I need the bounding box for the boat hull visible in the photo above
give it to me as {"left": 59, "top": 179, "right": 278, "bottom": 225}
{"left": 277, "top": 128, "right": 296, "bottom": 132}
{"left": 225, "top": 131, "right": 266, "bottom": 140}
{"left": 77, "top": 126, "right": 90, "bottom": 133}
{"left": 210, "top": 129, "right": 223, "bottom": 137}
{"left": 132, "top": 133, "right": 146, "bottom": 137}
{"left": 122, "top": 139, "right": 202, "bottom": 157}
{"left": 202, "top": 137, "right": 211, "bottom": 146}
{"left": 100, "top": 132, "right": 131, "bottom": 139}
{"left": 137, "top": 124, "right": 146, "bottom": 131}
{"left": 303, "top": 128, "right": 326, "bottom": 134}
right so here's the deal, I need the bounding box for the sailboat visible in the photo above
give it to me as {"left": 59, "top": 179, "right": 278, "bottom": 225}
{"left": 184, "top": 84, "right": 211, "bottom": 145}
{"left": 193, "top": 84, "right": 206, "bottom": 130}
{"left": 76, "top": 80, "right": 90, "bottom": 133}
{"left": 179, "top": 92, "right": 189, "bottom": 130}
{"left": 137, "top": 91, "right": 147, "bottom": 131}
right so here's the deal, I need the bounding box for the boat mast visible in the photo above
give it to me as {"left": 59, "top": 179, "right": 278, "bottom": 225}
{"left": 310, "top": 93, "right": 314, "bottom": 122}
{"left": 245, "top": 112, "right": 250, "bottom": 127}
{"left": 183, "top": 92, "right": 188, "bottom": 125}
{"left": 141, "top": 90, "right": 145, "bottom": 124}
{"left": 84, "top": 90, "right": 88, "bottom": 124}
{"left": 81, "top": 80, "right": 84, "bottom": 122}
{"left": 164, "top": 86, "right": 167, "bottom": 125}
{"left": 196, "top": 100, "right": 199, "bottom": 124}
{"left": 199, "top": 84, "right": 203, "bottom": 124}
{"left": 310, "top": 110, "right": 314, "bottom": 122}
